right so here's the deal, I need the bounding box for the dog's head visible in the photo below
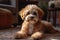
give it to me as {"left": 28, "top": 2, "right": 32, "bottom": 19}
{"left": 19, "top": 4, "right": 44, "bottom": 24}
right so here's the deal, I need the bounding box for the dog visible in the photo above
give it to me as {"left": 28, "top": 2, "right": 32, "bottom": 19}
{"left": 14, "top": 4, "right": 60, "bottom": 40}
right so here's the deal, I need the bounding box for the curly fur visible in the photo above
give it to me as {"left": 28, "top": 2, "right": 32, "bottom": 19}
{"left": 14, "top": 4, "right": 60, "bottom": 40}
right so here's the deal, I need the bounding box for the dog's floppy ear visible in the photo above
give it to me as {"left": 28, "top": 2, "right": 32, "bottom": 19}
{"left": 19, "top": 5, "right": 30, "bottom": 20}
{"left": 36, "top": 7, "right": 44, "bottom": 19}
{"left": 19, "top": 8, "right": 24, "bottom": 20}
{"left": 19, "top": 7, "right": 27, "bottom": 20}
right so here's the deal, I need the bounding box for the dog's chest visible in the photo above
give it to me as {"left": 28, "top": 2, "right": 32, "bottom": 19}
{"left": 28, "top": 24, "right": 34, "bottom": 34}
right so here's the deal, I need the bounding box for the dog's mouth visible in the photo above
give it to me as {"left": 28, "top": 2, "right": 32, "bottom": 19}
{"left": 26, "top": 17, "right": 38, "bottom": 24}
{"left": 28, "top": 19, "right": 36, "bottom": 22}
{"left": 27, "top": 20, "right": 37, "bottom": 24}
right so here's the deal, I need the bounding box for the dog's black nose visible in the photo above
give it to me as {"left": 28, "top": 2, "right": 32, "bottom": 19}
{"left": 31, "top": 17, "right": 34, "bottom": 19}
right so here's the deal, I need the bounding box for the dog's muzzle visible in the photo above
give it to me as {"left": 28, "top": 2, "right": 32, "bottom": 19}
{"left": 25, "top": 14, "right": 38, "bottom": 24}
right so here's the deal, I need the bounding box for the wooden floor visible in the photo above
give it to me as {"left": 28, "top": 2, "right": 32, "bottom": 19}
{"left": 0, "top": 27, "right": 60, "bottom": 40}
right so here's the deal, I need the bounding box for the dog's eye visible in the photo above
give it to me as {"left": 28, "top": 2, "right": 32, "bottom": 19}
{"left": 33, "top": 12, "right": 37, "bottom": 15}
{"left": 27, "top": 12, "right": 30, "bottom": 15}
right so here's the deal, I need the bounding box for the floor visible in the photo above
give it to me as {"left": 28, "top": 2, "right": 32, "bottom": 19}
{"left": 0, "top": 26, "right": 60, "bottom": 40}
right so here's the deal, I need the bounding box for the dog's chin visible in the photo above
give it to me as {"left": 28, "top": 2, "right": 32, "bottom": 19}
{"left": 29, "top": 20, "right": 36, "bottom": 24}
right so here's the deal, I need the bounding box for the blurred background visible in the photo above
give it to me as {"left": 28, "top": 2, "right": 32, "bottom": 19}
{"left": 0, "top": 0, "right": 60, "bottom": 28}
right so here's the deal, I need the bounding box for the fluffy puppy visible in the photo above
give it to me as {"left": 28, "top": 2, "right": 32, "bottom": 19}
{"left": 15, "top": 4, "right": 60, "bottom": 39}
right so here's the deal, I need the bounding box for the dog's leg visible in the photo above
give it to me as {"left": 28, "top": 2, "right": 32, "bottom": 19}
{"left": 45, "top": 22, "right": 60, "bottom": 33}
{"left": 14, "top": 31, "right": 27, "bottom": 39}
{"left": 31, "top": 32, "right": 44, "bottom": 40}
{"left": 14, "top": 21, "right": 29, "bottom": 39}
{"left": 47, "top": 26, "right": 60, "bottom": 33}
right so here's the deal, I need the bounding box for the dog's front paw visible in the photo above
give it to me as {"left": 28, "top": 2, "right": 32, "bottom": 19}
{"left": 14, "top": 31, "right": 27, "bottom": 39}
{"left": 31, "top": 35, "right": 40, "bottom": 40}
{"left": 31, "top": 32, "right": 43, "bottom": 40}
{"left": 30, "top": 37, "right": 39, "bottom": 40}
